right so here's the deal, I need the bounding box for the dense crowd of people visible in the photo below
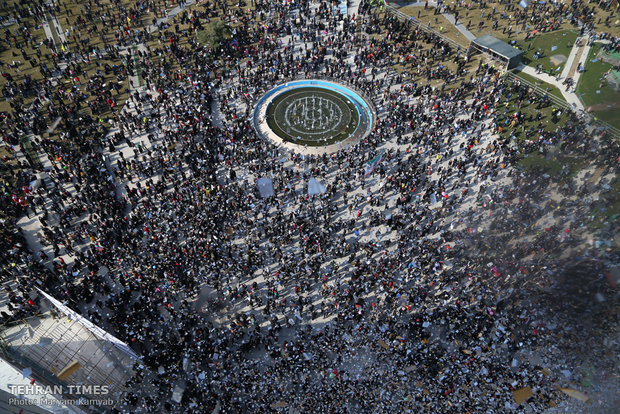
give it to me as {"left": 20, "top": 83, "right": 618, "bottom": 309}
{"left": 1, "top": 0, "right": 619, "bottom": 413}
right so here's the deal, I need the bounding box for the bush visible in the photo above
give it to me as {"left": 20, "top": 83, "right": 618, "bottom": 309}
{"left": 197, "top": 20, "right": 232, "bottom": 48}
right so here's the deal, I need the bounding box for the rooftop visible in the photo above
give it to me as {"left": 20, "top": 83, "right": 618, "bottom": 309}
{"left": 472, "top": 34, "right": 524, "bottom": 59}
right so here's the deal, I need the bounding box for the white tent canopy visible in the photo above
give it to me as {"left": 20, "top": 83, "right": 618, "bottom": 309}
{"left": 257, "top": 177, "right": 274, "bottom": 198}
{"left": 307, "top": 177, "right": 327, "bottom": 195}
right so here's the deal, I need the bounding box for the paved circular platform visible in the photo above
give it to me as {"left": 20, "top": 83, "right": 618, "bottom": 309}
{"left": 253, "top": 79, "right": 375, "bottom": 154}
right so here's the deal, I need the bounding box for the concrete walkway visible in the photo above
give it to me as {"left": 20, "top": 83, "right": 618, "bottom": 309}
{"left": 440, "top": 11, "right": 476, "bottom": 41}
{"left": 394, "top": 1, "right": 593, "bottom": 112}
{"left": 147, "top": 0, "right": 196, "bottom": 34}
{"left": 516, "top": 64, "right": 585, "bottom": 111}
{"left": 42, "top": 12, "right": 68, "bottom": 53}
{"left": 393, "top": 1, "right": 476, "bottom": 41}
{"left": 561, "top": 37, "right": 583, "bottom": 80}
{"left": 513, "top": 35, "right": 592, "bottom": 112}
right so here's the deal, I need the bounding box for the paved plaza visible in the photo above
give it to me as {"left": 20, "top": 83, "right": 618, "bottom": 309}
{"left": 0, "top": 0, "right": 618, "bottom": 413}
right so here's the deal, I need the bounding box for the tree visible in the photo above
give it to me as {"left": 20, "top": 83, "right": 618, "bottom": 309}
{"left": 197, "top": 20, "right": 232, "bottom": 49}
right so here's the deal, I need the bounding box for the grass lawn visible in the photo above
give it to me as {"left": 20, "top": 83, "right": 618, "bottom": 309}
{"left": 514, "top": 71, "right": 566, "bottom": 103}
{"left": 517, "top": 151, "right": 584, "bottom": 179}
{"left": 509, "top": 30, "right": 578, "bottom": 75}
{"left": 0, "top": 0, "right": 138, "bottom": 134}
{"left": 0, "top": 9, "right": 49, "bottom": 114}
{"left": 601, "top": 177, "right": 620, "bottom": 222}
{"left": 147, "top": 0, "right": 260, "bottom": 74}
{"left": 587, "top": 174, "right": 620, "bottom": 230}
{"left": 586, "top": 6, "right": 620, "bottom": 39}
{"left": 371, "top": 8, "right": 479, "bottom": 90}
{"left": 499, "top": 100, "right": 564, "bottom": 140}
{"left": 576, "top": 43, "right": 620, "bottom": 131}
{"left": 0, "top": 145, "right": 18, "bottom": 165}
{"left": 397, "top": 6, "right": 471, "bottom": 48}
{"left": 518, "top": 153, "right": 562, "bottom": 175}
{"left": 495, "top": 78, "right": 571, "bottom": 145}
{"left": 392, "top": 0, "right": 578, "bottom": 42}
{"left": 388, "top": 48, "right": 475, "bottom": 90}
{"left": 518, "top": 152, "right": 584, "bottom": 181}
{"left": 47, "top": 0, "right": 164, "bottom": 117}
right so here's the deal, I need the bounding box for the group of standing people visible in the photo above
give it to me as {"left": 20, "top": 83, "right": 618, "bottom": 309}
{"left": 1, "top": 0, "right": 618, "bottom": 413}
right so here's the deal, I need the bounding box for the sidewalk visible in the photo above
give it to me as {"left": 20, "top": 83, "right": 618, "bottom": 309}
{"left": 513, "top": 35, "right": 590, "bottom": 112}
{"left": 391, "top": 1, "right": 477, "bottom": 41}
{"left": 516, "top": 64, "right": 585, "bottom": 111}
{"left": 394, "top": 1, "right": 591, "bottom": 112}
{"left": 147, "top": 0, "right": 196, "bottom": 34}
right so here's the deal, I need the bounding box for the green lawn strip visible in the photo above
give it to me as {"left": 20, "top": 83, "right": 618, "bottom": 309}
{"left": 603, "top": 177, "right": 620, "bottom": 220}
{"left": 389, "top": 47, "right": 462, "bottom": 84}
{"left": 497, "top": 86, "right": 568, "bottom": 143}
{"left": 587, "top": 7, "right": 620, "bottom": 39}
{"left": 378, "top": 15, "right": 472, "bottom": 89}
{"left": 575, "top": 43, "right": 620, "bottom": 131}
{"left": 19, "top": 136, "right": 42, "bottom": 167}
{"left": 0, "top": 101, "right": 11, "bottom": 115}
{"left": 0, "top": 23, "right": 50, "bottom": 115}
{"left": 509, "top": 30, "right": 578, "bottom": 74}
{"left": 497, "top": 104, "right": 556, "bottom": 142}
{"left": 393, "top": 0, "right": 581, "bottom": 41}
{"left": 378, "top": 9, "right": 488, "bottom": 92}
{"left": 588, "top": 182, "right": 620, "bottom": 230}
{"left": 54, "top": 0, "right": 160, "bottom": 55}
{"left": 44, "top": 57, "right": 129, "bottom": 124}
{"left": 51, "top": 2, "right": 133, "bottom": 117}
{"left": 518, "top": 152, "right": 562, "bottom": 176}
{"left": 513, "top": 71, "right": 566, "bottom": 103}
{"left": 0, "top": 2, "right": 130, "bottom": 122}
{"left": 55, "top": 3, "right": 114, "bottom": 53}
{"left": 0, "top": 145, "right": 19, "bottom": 166}
{"left": 517, "top": 150, "right": 583, "bottom": 179}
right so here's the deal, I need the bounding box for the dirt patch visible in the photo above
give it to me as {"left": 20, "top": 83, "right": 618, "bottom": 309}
{"left": 567, "top": 44, "right": 586, "bottom": 79}
{"left": 587, "top": 101, "right": 619, "bottom": 112}
{"left": 550, "top": 54, "right": 568, "bottom": 66}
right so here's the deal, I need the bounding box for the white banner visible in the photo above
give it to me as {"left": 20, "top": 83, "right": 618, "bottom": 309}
{"left": 36, "top": 288, "right": 140, "bottom": 360}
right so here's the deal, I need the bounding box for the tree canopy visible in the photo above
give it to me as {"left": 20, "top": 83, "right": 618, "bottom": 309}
{"left": 197, "top": 20, "right": 232, "bottom": 49}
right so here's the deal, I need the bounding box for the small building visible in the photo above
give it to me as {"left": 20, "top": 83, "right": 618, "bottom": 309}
{"left": 468, "top": 34, "right": 524, "bottom": 70}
